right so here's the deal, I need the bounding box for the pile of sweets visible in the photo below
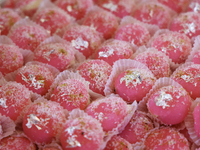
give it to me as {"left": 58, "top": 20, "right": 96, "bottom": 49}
{"left": 2, "top": 0, "right": 200, "bottom": 149}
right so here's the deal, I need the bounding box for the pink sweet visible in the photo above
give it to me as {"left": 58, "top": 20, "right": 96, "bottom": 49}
{"left": 32, "top": 8, "right": 73, "bottom": 35}
{"left": 0, "top": 82, "right": 32, "bottom": 121}
{"left": 132, "top": 2, "right": 171, "bottom": 29}
{"left": 50, "top": 79, "right": 89, "bottom": 111}
{"left": 82, "top": 9, "right": 119, "bottom": 39}
{"left": 192, "top": 50, "right": 200, "bottom": 64}
{"left": 193, "top": 103, "right": 200, "bottom": 138}
{"left": 85, "top": 96, "right": 128, "bottom": 132}
{"left": 188, "top": 0, "right": 200, "bottom": 13}
{"left": 33, "top": 42, "right": 75, "bottom": 71}
{"left": 3, "top": 0, "right": 16, "bottom": 8}
{"left": 119, "top": 111, "right": 154, "bottom": 144}
{"left": 151, "top": 32, "right": 192, "bottom": 64}
{"left": 144, "top": 128, "right": 190, "bottom": 150}
{"left": 60, "top": 114, "right": 104, "bottom": 150}
{"left": 104, "top": 135, "right": 132, "bottom": 150}
{"left": 15, "top": 0, "right": 42, "bottom": 17}
{"left": 22, "top": 100, "right": 66, "bottom": 144}
{"left": 147, "top": 85, "right": 191, "bottom": 125}
{"left": 134, "top": 50, "right": 171, "bottom": 78}
{"left": 171, "top": 63, "right": 200, "bottom": 99}
{"left": 94, "top": 0, "right": 136, "bottom": 18}
{"left": 114, "top": 23, "right": 151, "bottom": 46}
{"left": 63, "top": 25, "right": 102, "bottom": 58}
{"left": 9, "top": 24, "right": 50, "bottom": 52}
{"left": 0, "top": 134, "right": 37, "bottom": 150}
{"left": 158, "top": 0, "right": 190, "bottom": 13}
{"left": 95, "top": 39, "right": 133, "bottom": 66}
{"left": 114, "top": 68, "right": 156, "bottom": 103}
{"left": 0, "top": 8, "right": 21, "bottom": 35}
{"left": 170, "top": 12, "right": 200, "bottom": 39}
{"left": 55, "top": 0, "right": 93, "bottom": 20}
{"left": 77, "top": 60, "right": 112, "bottom": 95}
{"left": 15, "top": 64, "right": 55, "bottom": 96}
{"left": 0, "top": 44, "right": 23, "bottom": 75}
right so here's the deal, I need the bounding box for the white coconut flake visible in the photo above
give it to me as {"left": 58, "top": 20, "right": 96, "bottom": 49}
{"left": 67, "top": 5, "right": 73, "bottom": 12}
{"left": 183, "top": 22, "right": 196, "bottom": 35}
{"left": 98, "top": 48, "right": 114, "bottom": 58}
{"left": 43, "top": 49, "right": 55, "bottom": 61}
{"left": 154, "top": 91, "right": 173, "bottom": 109}
{"left": 0, "top": 97, "right": 8, "bottom": 108}
{"left": 71, "top": 37, "right": 89, "bottom": 50}
{"left": 120, "top": 70, "right": 142, "bottom": 86}
{"left": 102, "top": 2, "right": 118, "bottom": 12}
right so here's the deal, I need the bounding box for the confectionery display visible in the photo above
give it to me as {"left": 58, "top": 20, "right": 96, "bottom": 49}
{"left": 1, "top": 0, "right": 200, "bottom": 149}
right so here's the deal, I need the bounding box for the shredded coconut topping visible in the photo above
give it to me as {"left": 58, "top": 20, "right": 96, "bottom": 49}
{"left": 103, "top": 2, "right": 118, "bottom": 12}
{"left": 43, "top": 49, "right": 55, "bottom": 61}
{"left": 21, "top": 73, "right": 45, "bottom": 90}
{"left": 183, "top": 22, "right": 196, "bottom": 34}
{"left": 67, "top": 5, "right": 73, "bottom": 12}
{"left": 0, "top": 97, "right": 7, "bottom": 108}
{"left": 190, "top": 2, "right": 200, "bottom": 12}
{"left": 65, "top": 126, "right": 81, "bottom": 148}
{"left": 154, "top": 91, "right": 173, "bottom": 109}
{"left": 98, "top": 48, "right": 114, "bottom": 58}
{"left": 26, "top": 114, "right": 50, "bottom": 130}
{"left": 120, "top": 70, "right": 142, "bottom": 86}
{"left": 71, "top": 37, "right": 89, "bottom": 50}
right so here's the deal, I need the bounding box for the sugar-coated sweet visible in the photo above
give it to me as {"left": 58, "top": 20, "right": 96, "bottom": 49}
{"left": 132, "top": 2, "right": 171, "bottom": 29}
{"left": 82, "top": 9, "right": 119, "bottom": 39}
{"left": 151, "top": 32, "right": 192, "bottom": 64}
{"left": 192, "top": 50, "right": 200, "bottom": 64}
{"left": 95, "top": 39, "right": 133, "bottom": 66}
{"left": 170, "top": 12, "right": 200, "bottom": 39}
{"left": 147, "top": 85, "right": 191, "bottom": 125}
{"left": 114, "top": 23, "right": 151, "bottom": 46}
{"left": 85, "top": 96, "right": 129, "bottom": 132}
{"left": 158, "top": 0, "right": 190, "bottom": 13}
{"left": 33, "top": 8, "right": 73, "bottom": 35}
{"left": 63, "top": 25, "right": 102, "bottom": 58}
{"left": 104, "top": 135, "right": 132, "bottom": 150}
{"left": 193, "top": 103, "right": 200, "bottom": 138}
{"left": 94, "top": 0, "right": 136, "bottom": 18}
{"left": 0, "top": 8, "right": 21, "bottom": 35}
{"left": 144, "top": 128, "right": 190, "bottom": 150}
{"left": 9, "top": 24, "right": 50, "bottom": 52}
{"left": 119, "top": 111, "right": 154, "bottom": 144}
{"left": 15, "top": 64, "right": 55, "bottom": 96}
{"left": 0, "top": 134, "right": 37, "bottom": 150}
{"left": 55, "top": 0, "right": 93, "bottom": 20}
{"left": 22, "top": 100, "right": 66, "bottom": 144}
{"left": 77, "top": 60, "right": 112, "bottom": 95}
{"left": 60, "top": 114, "right": 104, "bottom": 150}
{"left": 33, "top": 43, "right": 75, "bottom": 71}
{"left": 0, "top": 82, "right": 32, "bottom": 121}
{"left": 171, "top": 63, "right": 200, "bottom": 99}
{"left": 115, "top": 68, "right": 156, "bottom": 103}
{"left": 0, "top": 44, "right": 23, "bottom": 75}
{"left": 50, "top": 79, "right": 89, "bottom": 111}
{"left": 134, "top": 50, "right": 171, "bottom": 78}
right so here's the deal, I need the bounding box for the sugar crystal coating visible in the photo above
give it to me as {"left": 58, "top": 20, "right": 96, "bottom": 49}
{"left": 144, "top": 128, "right": 190, "bottom": 150}
{"left": 95, "top": 39, "right": 133, "bottom": 66}
{"left": 119, "top": 111, "right": 154, "bottom": 144}
{"left": 114, "top": 23, "right": 151, "bottom": 46}
{"left": 60, "top": 115, "right": 104, "bottom": 150}
{"left": 0, "top": 8, "right": 21, "bottom": 35}
{"left": 82, "top": 9, "right": 119, "bottom": 39}
{"left": 23, "top": 100, "right": 66, "bottom": 144}
{"left": 133, "top": 2, "right": 171, "bottom": 29}
{"left": 50, "top": 79, "right": 89, "bottom": 111}
{"left": 0, "top": 82, "right": 32, "bottom": 121}
{"left": 134, "top": 50, "right": 171, "bottom": 78}
{"left": 147, "top": 85, "right": 191, "bottom": 125}
{"left": 33, "top": 8, "right": 73, "bottom": 35}
{"left": 85, "top": 96, "right": 128, "bottom": 132}
{"left": 9, "top": 25, "right": 50, "bottom": 52}
{"left": 171, "top": 63, "right": 200, "bottom": 99}
{"left": 63, "top": 25, "right": 102, "bottom": 58}
{"left": 170, "top": 12, "right": 200, "bottom": 39}
{"left": 15, "top": 64, "right": 54, "bottom": 96}
{"left": 55, "top": 0, "right": 93, "bottom": 20}
{"left": 77, "top": 60, "right": 112, "bottom": 95}
{"left": 34, "top": 43, "right": 75, "bottom": 71}
{"left": 115, "top": 68, "right": 156, "bottom": 103}
{"left": 151, "top": 32, "right": 192, "bottom": 64}
{"left": 0, "top": 44, "right": 23, "bottom": 75}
